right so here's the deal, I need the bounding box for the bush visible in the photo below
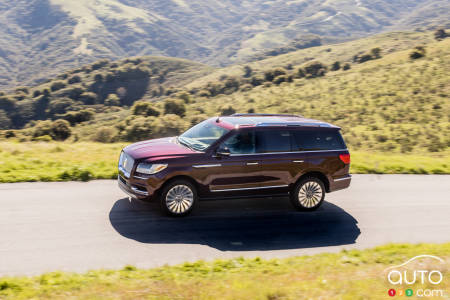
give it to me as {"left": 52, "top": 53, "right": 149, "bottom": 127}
{"left": 243, "top": 66, "right": 253, "bottom": 78}
{"left": 434, "top": 29, "right": 448, "bottom": 41}
{"left": 264, "top": 68, "right": 286, "bottom": 82}
{"left": 370, "top": 48, "right": 382, "bottom": 59}
{"left": 331, "top": 61, "right": 341, "bottom": 71}
{"left": 92, "top": 127, "right": 117, "bottom": 143}
{"left": 131, "top": 101, "right": 160, "bottom": 117}
{"left": 153, "top": 114, "right": 188, "bottom": 137}
{"left": 342, "top": 63, "right": 351, "bottom": 70}
{"left": 104, "top": 94, "right": 121, "bottom": 106}
{"left": 50, "top": 119, "right": 71, "bottom": 141}
{"left": 47, "top": 98, "right": 75, "bottom": 116}
{"left": 273, "top": 75, "right": 287, "bottom": 85}
{"left": 250, "top": 76, "right": 264, "bottom": 86}
{"left": 120, "top": 116, "right": 156, "bottom": 142}
{"left": 50, "top": 81, "right": 67, "bottom": 92}
{"left": 164, "top": 99, "right": 185, "bottom": 116}
{"left": 33, "top": 119, "right": 71, "bottom": 141}
{"left": 79, "top": 92, "right": 97, "bottom": 105}
{"left": 220, "top": 106, "right": 236, "bottom": 116}
{"left": 0, "top": 110, "right": 11, "bottom": 129}
{"left": 410, "top": 46, "right": 426, "bottom": 59}
{"left": 55, "top": 86, "right": 85, "bottom": 100}
{"left": 60, "top": 109, "right": 94, "bottom": 125}
{"left": 68, "top": 75, "right": 81, "bottom": 84}
{"left": 304, "top": 61, "right": 327, "bottom": 78}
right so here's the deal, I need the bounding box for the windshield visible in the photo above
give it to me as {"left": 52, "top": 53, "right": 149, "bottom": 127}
{"left": 178, "top": 120, "right": 229, "bottom": 151}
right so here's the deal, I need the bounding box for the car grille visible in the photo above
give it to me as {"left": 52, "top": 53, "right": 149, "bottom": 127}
{"left": 119, "top": 152, "right": 134, "bottom": 178}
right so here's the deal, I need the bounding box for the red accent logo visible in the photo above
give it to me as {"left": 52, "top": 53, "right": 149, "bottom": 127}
{"left": 388, "top": 289, "right": 396, "bottom": 297}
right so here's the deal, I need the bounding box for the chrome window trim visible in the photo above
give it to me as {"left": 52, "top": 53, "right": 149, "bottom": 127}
{"left": 193, "top": 164, "right": 222, "bottom": 168}
{"left": 228, "top": 149, "right": 348, "bottom": 156}
{"left": 134, "top": 175, "right": 149, "bottom": 180}
{"left": 210, "top": 184, "right": 288, "bottom": 192}
{"left": 333, "top": 175, "right": 352, "bottom": 182}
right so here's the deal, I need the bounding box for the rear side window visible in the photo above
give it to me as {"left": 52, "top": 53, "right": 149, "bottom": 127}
{"left": 292, "top": 130, "right": 346, "bottom": 151}
{"left": 255, "top": 130, "right": 291, "bottom": 153}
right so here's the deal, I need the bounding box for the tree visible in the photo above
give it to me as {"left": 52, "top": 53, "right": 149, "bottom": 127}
{"left": 50, "top": 119, "right": 72, "bottom": 141}
{"left": 68, "top": 75, "right": 82, "bottom": 84}
{"left": 164, "top": 99, "right": 186, "bottom": 117}
{"left": 243, "top": 65, "right": 253, "bottom": 78}
{"left": 370, "top": 48, "right": 382, "bottom": 59}
{"left": 104, "top": 94, "right": 121, "bottom": 106}
{"left": 304, "top": 61, "right": 327, "bottom": 78}
{"left": 409, "top": 46, "right": 426, "bottom": 59}
{"left": 131, "top": 101, "right": 160, "bottom": 117}
{"left": 50, "top": 81, "right": 66, "bottom": 92}
{"left": 331, "top": 61, "right": 341, "bottom": 71}
{"left": 220, "top": 106, "right": 236, "bottom": 115}
{"left": 434, "top": 29, "right": 448, "bottom": 40}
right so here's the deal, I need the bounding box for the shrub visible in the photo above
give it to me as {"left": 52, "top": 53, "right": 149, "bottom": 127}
{"left": 47, "top": 98, "right": 75, "bottom": 116}
{"left": 92, "top": 127, "right": 117, "bottom": 143}
{"left": 331, "top": 61, "right": 341, "bottom": 71}
{"left": 164, "top": 99, "right": 186, "bottom": 117}
{"left": 220, "top": 106, "right": 236, "bottom": 116}
{"left": 342, "top": 63, "right": 351, "bottom": 70}
{"left": 197, "top": 89, "right": 211, "bottom": 97}
{"left": 79, "top": 92, "right": 97, "bottom": 105}
{"left": 250, "top": 76, "right": 264, "bottom": 86}
{"left": 94, "top": 73, "right": 104, "bottom": 82}
{"left": 131, "top": 101, "right": 160, "bottom": 117}
{"left": 240, "top": 84, "right": 253, "bottom": 91}
{"left": 50, "top": 81, "right": 67, "bottom": 92}
{"left": 32, "top": 90, "right": 41, "bottom": 98}
{"left": 273, "top": 75, "right": 287, "bottom": 85}
{"left": 121, "top": 116, "right": 156, "bottom": 142}
{"left": 243, "top": 65, "right": 253, "bottom": 78}
{"left": 434, "top": 28, "right": 448, "bottom": 40}
{"left": 50, "top": 119, "right": 71, "bottom": 141}
{"left": 153, "top": 114, "right": 188, "bottom": 137}
{"left": 410, "top": 46, "right": 426, "bottom": 59}
{"left": 15, "top": 87, "right": 29, "bottom": 94}
{"left": 0, "top": 110, "right": 11, "bottom": 129}
{"left": 370, "top": 48, "right": 382, "bottom": 59}
{"left": 104, "top": 94, "right": 121, "bottom": 106}
{"left": 304, "top": 61, "right": 327, "bottom": 78}
{"left": 55, "top": 86, "right": 85, "bottom": 100}
{"left": 60, "top": 109, "right": 94, "bottom": 125}
{"left": 264, "top": 68, "right": 286, "bottom": 81}
{"left": 68, "top": 75, "right": 82, "bottom": 84}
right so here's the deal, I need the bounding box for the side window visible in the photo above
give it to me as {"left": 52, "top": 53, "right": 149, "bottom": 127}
{"left": 255, "top": 130, "right": 292, "bottom": 153}
{"left": 221, "top": 130, "right": 256, "bottom": 154}
{"left": 292, "top": 130, "right": 346, "bottom": 151}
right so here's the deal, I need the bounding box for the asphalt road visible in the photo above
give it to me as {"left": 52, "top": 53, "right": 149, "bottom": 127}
{"left": 1, "top": 175, "right": 449, "bottom": 276}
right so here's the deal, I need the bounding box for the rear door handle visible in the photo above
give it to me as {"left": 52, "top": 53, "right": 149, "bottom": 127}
{"left": 292, "top": 160, "right": 304, "bottom": 163}
{"left": 246, "top": 162, "right": 259, "bottom": 165}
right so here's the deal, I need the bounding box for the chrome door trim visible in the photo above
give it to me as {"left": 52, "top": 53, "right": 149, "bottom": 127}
{"left": 246, "top": 162, "right": 259, "bottom": 165}
{"left": 292, "top": 160, "right": 304, "bottom": 163}
{"left": 228, "top": 149, "right": 347, "bottom": 157}
{"left": 333, "top": 175, "right": 352, "bottom": 182}
{"left": 210, "top": 184, "right": 288, "bottom": 192}
{"left": 193, "top": 164, "right": 222, "bottom": 168}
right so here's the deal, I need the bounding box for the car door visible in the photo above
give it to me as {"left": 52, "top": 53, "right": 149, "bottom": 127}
{"left": 205, "top": 129, "right": 273, "bottom": 193}
{"left": 253, "top": 128, "right": 304, "bottom": 188}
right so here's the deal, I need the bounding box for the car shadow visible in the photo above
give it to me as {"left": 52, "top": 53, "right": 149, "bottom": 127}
{"left": 109, "top": 197, "right": 360, "bottom": 251}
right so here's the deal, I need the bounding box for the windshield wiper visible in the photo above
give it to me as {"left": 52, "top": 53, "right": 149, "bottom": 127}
{"left": 177, "top": 137, "right": 196, "bottom": 151}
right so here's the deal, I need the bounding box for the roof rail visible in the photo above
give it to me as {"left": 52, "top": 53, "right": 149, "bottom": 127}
{"left": 231, "top": 113, "right": 303, "bottom": 118}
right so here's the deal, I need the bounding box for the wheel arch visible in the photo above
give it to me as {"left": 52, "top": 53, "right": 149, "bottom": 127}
{"left": 156, "top": 175, "right": 199, "bottom": 196}
{"left": 295, "top": 171, "right": 330, "bottom": 193}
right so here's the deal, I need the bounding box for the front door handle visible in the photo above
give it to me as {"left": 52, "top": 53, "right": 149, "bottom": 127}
{"left": 246, "top": 162, "right": 259, "bottom": 165}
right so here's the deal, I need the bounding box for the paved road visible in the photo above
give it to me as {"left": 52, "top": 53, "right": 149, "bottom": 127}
{"left": 1, "top": 175, "right": 449, "bottom": 276}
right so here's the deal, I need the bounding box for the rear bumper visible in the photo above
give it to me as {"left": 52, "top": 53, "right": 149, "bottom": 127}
{"left": 118, "top": 175, "right": 152, "bottom": 200}
{"left": 329, "top": 174, "right": 351, "bottom": 192}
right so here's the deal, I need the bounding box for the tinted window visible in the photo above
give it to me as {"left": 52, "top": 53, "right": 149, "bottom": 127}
{"left": 292, "top": 130, "right": 346, "bottom": 151}
{"left": 222, "top": 131, "right": 255, "bottom": 154}
{"left": 255, "top": 130, "right": 291, "bottom": 153}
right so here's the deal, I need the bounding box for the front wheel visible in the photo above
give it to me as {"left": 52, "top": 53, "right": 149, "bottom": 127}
{"left": 290, "top": 177, "right": 325, "bottom": 211}
{"left": 160, "top": 180, "right": 197, "bottom": 217}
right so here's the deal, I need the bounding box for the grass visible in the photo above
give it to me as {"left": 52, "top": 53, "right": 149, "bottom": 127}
{"left": 0, "top": 243, "right": 449, "bottom": 299}
{"left": 0, "top": 142, "right": 448, "bottom": 183}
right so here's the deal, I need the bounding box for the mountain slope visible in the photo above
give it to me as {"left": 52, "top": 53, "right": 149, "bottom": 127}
{"left": 0, "top": 0, "right": 448, "bottom": 89}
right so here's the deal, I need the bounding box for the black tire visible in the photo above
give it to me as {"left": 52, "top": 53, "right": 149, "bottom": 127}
{"left": 160, "top": 179, "right": 197, "bottom": 217}
{"left": 290, "top": 177, "right": 325, "bottom": 211}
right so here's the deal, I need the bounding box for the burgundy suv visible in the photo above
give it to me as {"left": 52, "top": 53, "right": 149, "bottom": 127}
{"left": 118, "top": 114, "right": 351, "bottom": 216}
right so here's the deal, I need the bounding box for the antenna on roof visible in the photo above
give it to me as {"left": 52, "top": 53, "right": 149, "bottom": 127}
{"left": 215, "top": 116, "right": 220, "bottom": 123}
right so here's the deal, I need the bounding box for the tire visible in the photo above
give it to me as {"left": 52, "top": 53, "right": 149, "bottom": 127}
{"left": 290, "top": 177, "right": 325, "bottom": 211}
{"left": 160, "top": 179, "right": 197, "bottom": 217}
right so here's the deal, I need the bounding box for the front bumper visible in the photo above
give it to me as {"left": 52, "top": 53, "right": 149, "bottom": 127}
{"left": 118, "top": 175, "right": 151, "bottom": 200}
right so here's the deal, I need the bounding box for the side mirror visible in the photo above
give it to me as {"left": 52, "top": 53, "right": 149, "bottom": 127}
{"left": 215, "top": 147, "right": 231, "bottom": 157}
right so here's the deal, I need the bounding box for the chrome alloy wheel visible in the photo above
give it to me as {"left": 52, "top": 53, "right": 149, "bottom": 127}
{"left": 298, "top": 181, "right": 323, "bottom": 208}
{"left": 165, "top": 185, "right": 194, "bottom": 214}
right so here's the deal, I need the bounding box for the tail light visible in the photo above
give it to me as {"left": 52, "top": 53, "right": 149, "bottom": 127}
{"left": 339, "top": 153, "right": 350, "bottom": 164}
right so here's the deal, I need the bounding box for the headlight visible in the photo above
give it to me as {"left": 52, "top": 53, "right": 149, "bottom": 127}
{"left": 136, "top": 163, "right": 168, "bottom": 175}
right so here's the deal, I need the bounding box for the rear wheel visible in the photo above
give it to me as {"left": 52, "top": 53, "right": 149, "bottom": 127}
{"left": 290, "top": 177, "right": 325, "bottom": 211}
{"left": 160, "top": 180, "right": 197, "bottom": 217}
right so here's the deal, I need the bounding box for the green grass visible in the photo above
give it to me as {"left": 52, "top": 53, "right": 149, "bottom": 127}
{"left": 0, "top": 142, "right": 448, "bottom": 183}
{"left": 1, "top": 243, "right": 449, "bottom": 299}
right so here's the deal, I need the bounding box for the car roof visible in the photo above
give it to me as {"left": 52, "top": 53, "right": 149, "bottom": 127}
{"left": 214, "top": 114, "right": 339, "bottom": 129}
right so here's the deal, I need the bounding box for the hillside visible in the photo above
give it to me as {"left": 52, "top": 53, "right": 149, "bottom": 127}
{"left": 0, "top": 0, "right": 449, "bottom": 89}
{"left": 1, "top": 30, "right": 449, "bottom": 156}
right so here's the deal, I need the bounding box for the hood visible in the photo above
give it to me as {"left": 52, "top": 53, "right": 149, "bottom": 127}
{"left": 123, "top": 137, "right": 197, "bottom": 160}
